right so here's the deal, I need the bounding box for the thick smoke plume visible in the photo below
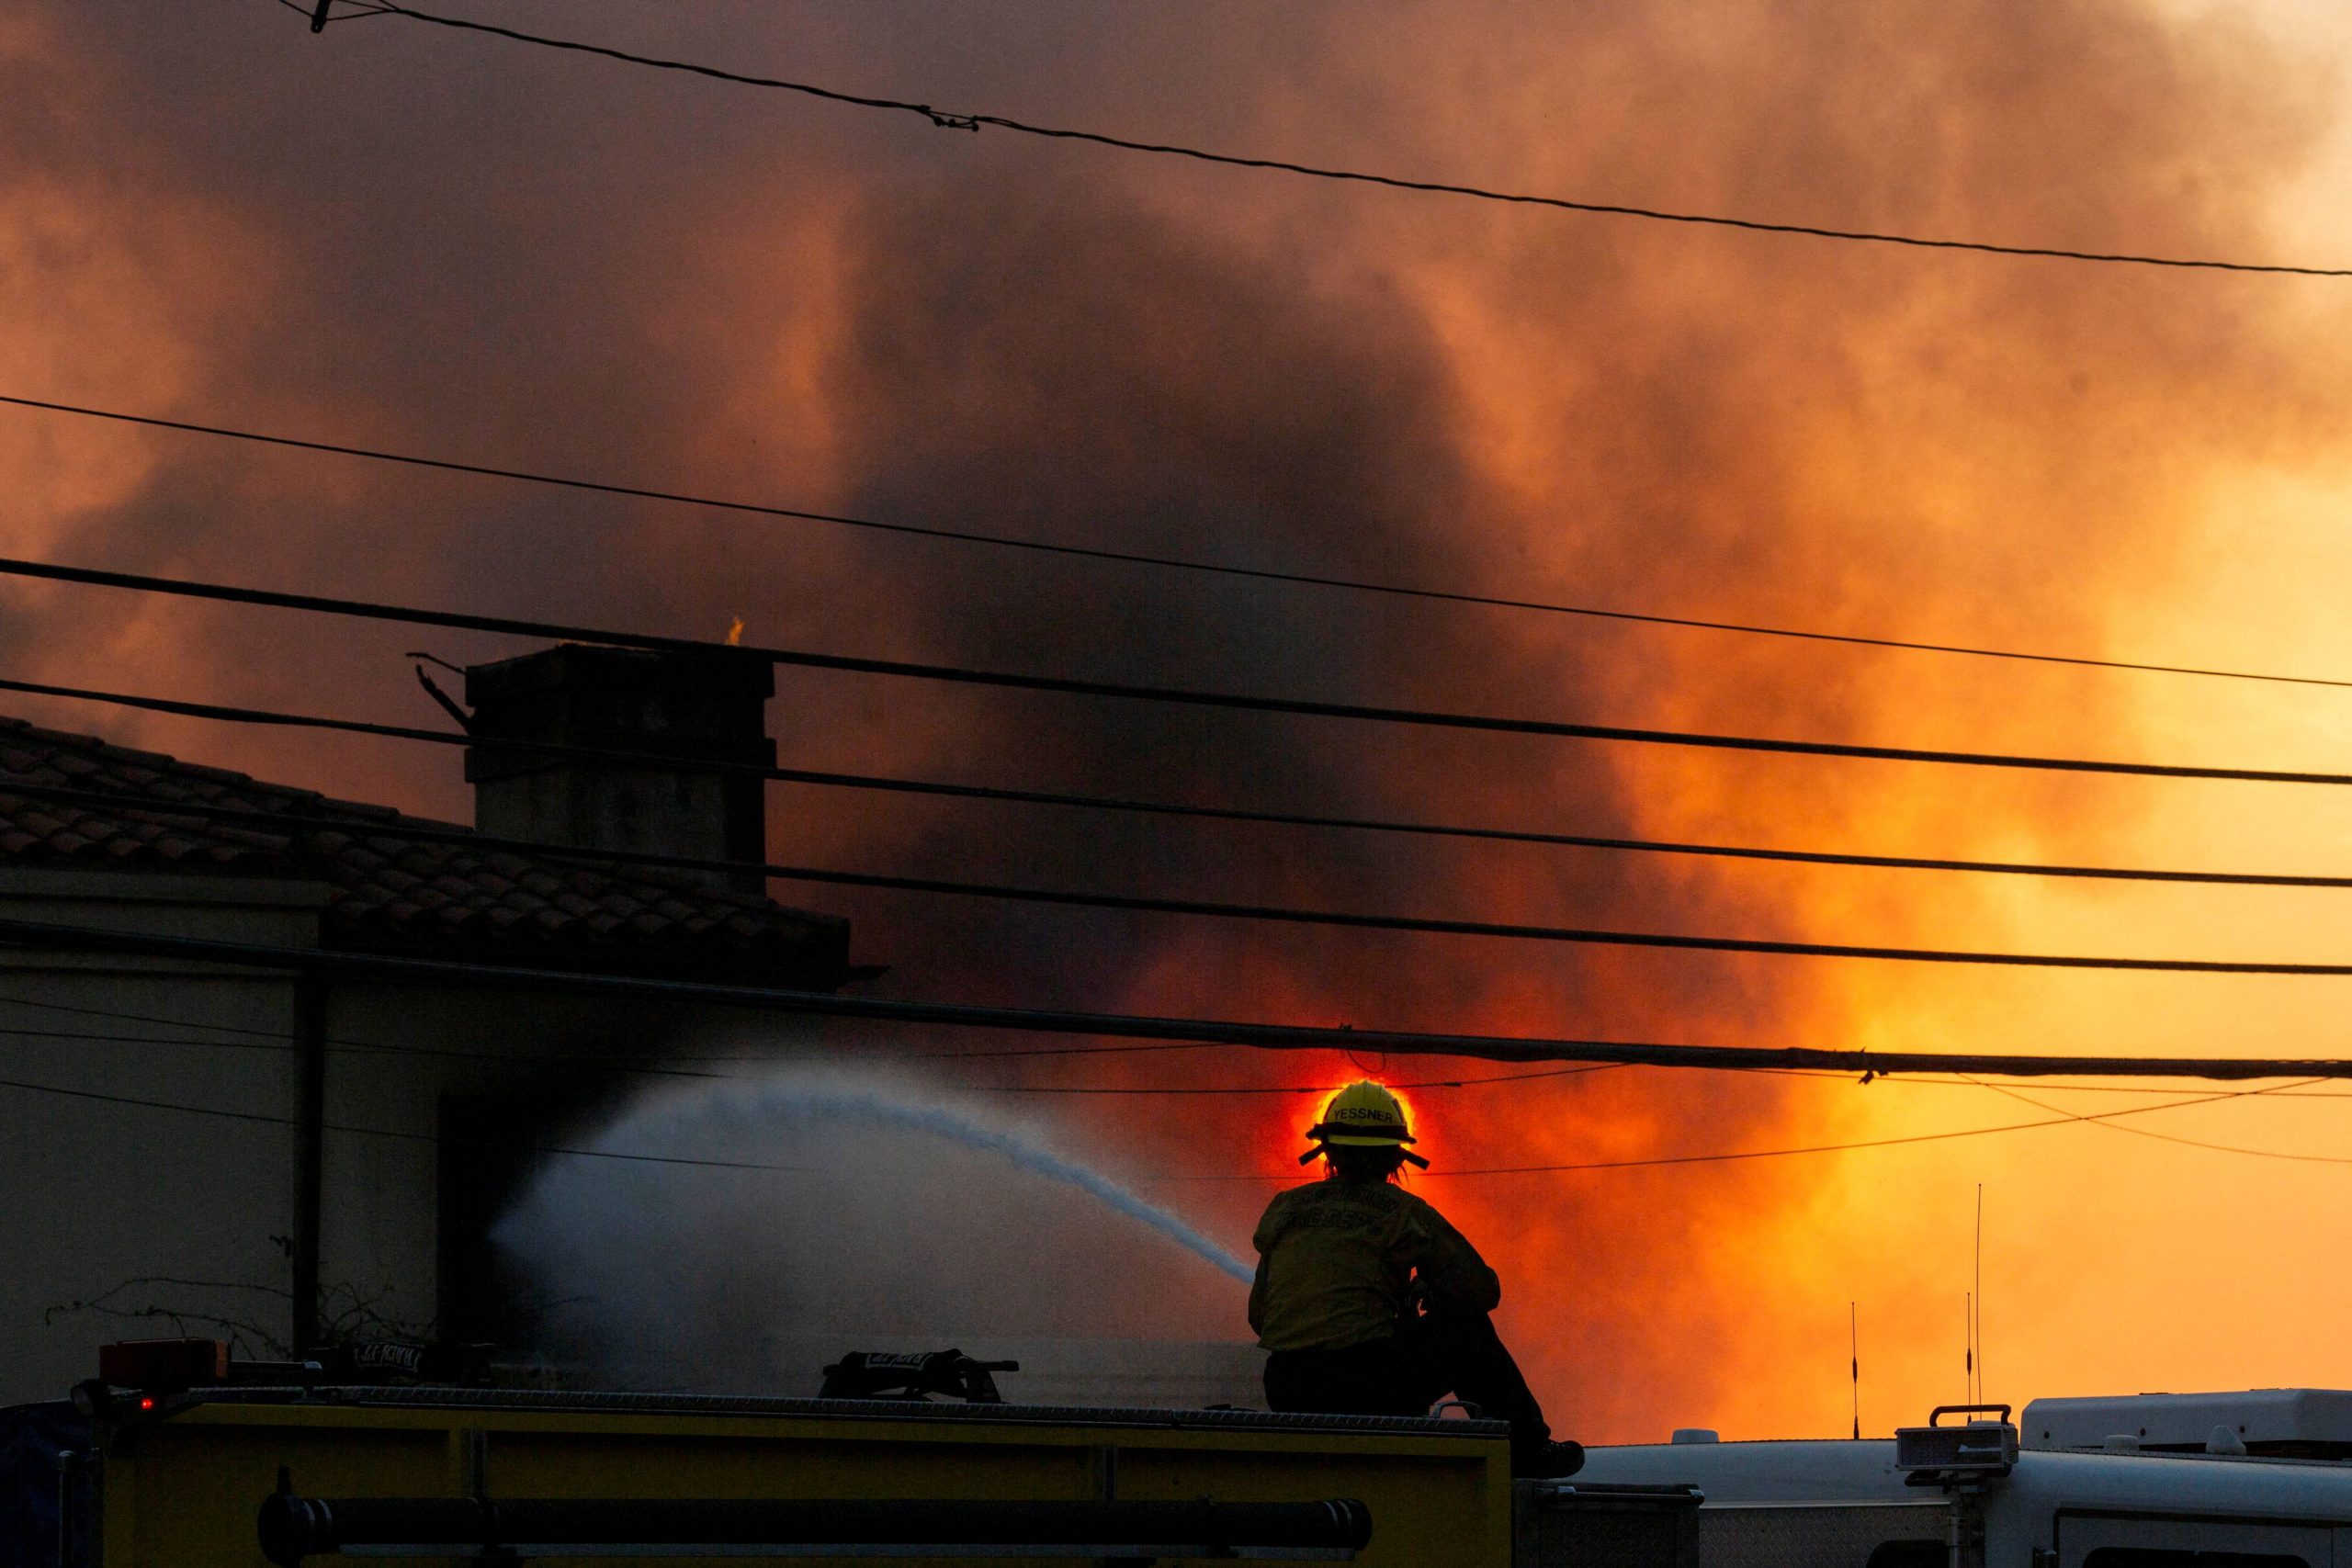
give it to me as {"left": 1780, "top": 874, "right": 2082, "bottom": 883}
{"left": 5, "top": 2, "right": 2349, "bottom": 1437}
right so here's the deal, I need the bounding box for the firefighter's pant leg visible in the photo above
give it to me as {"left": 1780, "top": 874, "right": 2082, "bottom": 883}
{"left": 1397, "top": 1307, "right": 1555, "bottom": 1461}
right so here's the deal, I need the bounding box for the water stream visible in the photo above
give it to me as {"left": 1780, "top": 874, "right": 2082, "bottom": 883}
{"left": 593, "top": 1076, "right": 1254, "bottom": 1283}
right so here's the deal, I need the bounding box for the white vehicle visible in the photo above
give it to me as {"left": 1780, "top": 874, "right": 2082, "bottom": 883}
{"left": 1537, "top": 1392, "right": 2352, "bottom": 1566}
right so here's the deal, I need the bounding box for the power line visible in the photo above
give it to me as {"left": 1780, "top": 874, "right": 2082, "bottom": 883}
{"left": 22, "top": 1020, "right": 2352, "bottom": 1175}
{"left": 8, "top": 563, "right": 2352, "bottom": 787}
{"left": 317, "top": 2, "right": 2352, "bottom": 279}
{"left": 7, "top": 746, "right": 2352, "bottom": 974}
{"left": 0, "top": 989, "right": 709, "bottom": 1061}
{"left": 0, "top": 1073, "right": 803, "bottom": 1171}
{"left": 286, "top": 0, "right": 395, "bottom": 20}
{"left": 1418, "top": 1081, "right": 2324, "bottom": 1171}
{"left": 20, "top": 743, "right": 2352, "bottom": 895}
{"left": 11, "top": 1007, "right": 2344, "bottom": 1105}
{"left": 8, "top": 911, "right": 2352, "bottom": 1078}
{"left": 953, "top": 1065, "right": 1623, "bottom": 1096}
{"left": 597, "top": 865, "right": 2352, "bottom": 974}
{"left": 26, "top": 987, "right": 2352, "bottom": 1101}
{"left": 0, "top": 987, "right": 1190, "bottom": 1068}
{"left": 1962, "top": 1075, "right": 2352, "bottom": 1166}
{"left": 0, "top": 1020, "right": 721, "bottom": 1081}
{"left": 15, "top": 988, "right": 2344, "bottom": 1174}
{"left": 26, "top": 971, "right": 2352, "bottom": 1168}
{"left": 0, "top": 987, "right": 1283, "bottom": 1069}
{"left": 7, "top": 394, "right": 2347, "bottom": 694}
{"left": 0, "top": 1006, "right": 1580, "bottom": 1090}
{"left": 0, "top": 1066, "right": 2220, "bottom": 1184}
{"left": 35, "top": 984, "right": 2352, "bottom": 1100}
{"left": 0, "top": 1011, "right": 1618, "bottom": 1097}
{"left": 1759, "top": 1066, "right": 2352, "bottom": 1100}
{"left": 1148, "top": 1082, "right": 2319, "bottom": 1179}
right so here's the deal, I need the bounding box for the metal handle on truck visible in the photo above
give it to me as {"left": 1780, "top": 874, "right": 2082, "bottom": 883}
{"left": 257, "top": 1483, "right": 1374, "bottom": 1563}
{"left": 1927, "top": 1404, "right": 2013, "bottom": 1427}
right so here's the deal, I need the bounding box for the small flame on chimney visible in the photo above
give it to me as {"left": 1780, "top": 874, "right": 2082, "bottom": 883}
{"left": 725, "top": 616, "right": 745, "bottom": 648}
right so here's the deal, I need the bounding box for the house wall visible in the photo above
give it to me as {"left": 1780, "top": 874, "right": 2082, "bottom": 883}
{"left": 0, "top": 869, "right": 322, "bottom": 1404}
{"left": 0, "top": 867, "right": 820, "bottom": 1404}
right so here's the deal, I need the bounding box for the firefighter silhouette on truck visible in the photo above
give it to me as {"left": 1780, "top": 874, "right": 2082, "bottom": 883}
{"left": 1248, "top": 1080, "right": 1583, "bottom": 1478}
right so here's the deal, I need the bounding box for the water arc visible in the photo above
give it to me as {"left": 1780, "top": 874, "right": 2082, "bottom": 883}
{"left": 569, "top": 1076, "right": 1254, "bottom": 1284}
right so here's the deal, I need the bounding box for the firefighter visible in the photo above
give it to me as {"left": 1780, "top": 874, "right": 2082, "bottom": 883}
{"left": 1248, "top": 1080, "right": 1583, "bottom": 1478}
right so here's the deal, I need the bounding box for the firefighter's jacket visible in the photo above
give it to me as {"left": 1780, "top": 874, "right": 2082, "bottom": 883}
{"left": 1248, "top": 1178, "right": 1502, "bottom": 1353}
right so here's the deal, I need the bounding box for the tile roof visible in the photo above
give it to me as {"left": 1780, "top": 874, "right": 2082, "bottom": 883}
{"left": 0, "top": 715, "right": 861, "bottom": 987}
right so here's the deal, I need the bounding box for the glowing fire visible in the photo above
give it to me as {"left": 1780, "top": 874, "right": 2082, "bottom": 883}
{"left": 725, "top": 616, "right": 745, "bottom": 647}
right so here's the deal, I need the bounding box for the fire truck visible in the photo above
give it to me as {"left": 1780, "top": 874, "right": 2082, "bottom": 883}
{"left": 12, "top": 1342, "right": 2352, "bottom": 1566}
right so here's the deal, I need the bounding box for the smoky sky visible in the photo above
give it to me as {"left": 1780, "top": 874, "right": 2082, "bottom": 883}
{"left": 4, "top": 0, "right": 2348, "bottom": 1436}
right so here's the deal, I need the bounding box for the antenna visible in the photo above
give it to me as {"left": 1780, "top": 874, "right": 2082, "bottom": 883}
{"left": 1964, "top": 1292, "right": 1973, "bottom": 1405}
{"left": 1849, "top": 1302, "right": 1860, "bottom": 1440}
{"left": 1974, "top": 1183, "right": 1985, "bottom": 1405}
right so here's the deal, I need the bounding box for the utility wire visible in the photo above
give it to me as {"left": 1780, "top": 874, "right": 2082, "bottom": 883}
{"left": 8, "top": 396, "right": 2349, "bottom": 694}
{"left": 6, "top": 735, "right": 2352, "bottom": 973}
{"left": 8, "top": 562, "right": 2352, "bottom": 786}
{"left": 1426, "top": 1080, "right": 2321, "bottom": 1170}
{"left": 277, "top": 0, "right": 395, "bottom": 20}
{"left": 8, "top": 911, "right": 2352, "bottom": 1078}
{"left": 0, "top": 1013, "right": 1618, "bottom": 1096}
{"left": 22, "top": 989, "right": 2352, "bottom": 1100}
{"left": 319, "top": 2, "right": 2352, "bottom": 279}
{"left": 1757, "top": 1066, "right": 2352, "bottom": 1100}
{"left": 0, "top": 987, "right": 1296, "bottom": 1068}
{"left": 0, "top": 1021, "right": 719, "bottom": 1081}
{"left": 0, "top": 987, "right": 1196, "bottom": 1068}
{"left": 0, "top": 1068, "right": 2251, "bottom": 1182}
{"left": 26, "top": 973, "right": 2352, "bottom": 1170}
{"left": 1148, "top": 1083, "right": 2312, "bottom": 1180}
{"left": 1963, "top": 1075, "right": 2352, "bottom": 1166}
{"left": 18, "top": 750, "right": 2352, "bottom": 894}
{"left": 14, "top": 1010, "right": 2333, "bottom": 1170}
{"left": 0, "top": 1073, "right": 803, "bottom": 1171}
{"left": 17, "top": 1010, "right": 2350, "bottom": 1104}
{"left": 937, "top": 1065, "right": 1623, "bottom": 1095}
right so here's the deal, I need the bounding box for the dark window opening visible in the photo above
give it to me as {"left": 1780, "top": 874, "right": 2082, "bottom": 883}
{"left": 437, "top": 1090, "right": 614, "bottom": 1351}
{"left": 1866, "top": 1543, "right": 1947, "bottom": 1568}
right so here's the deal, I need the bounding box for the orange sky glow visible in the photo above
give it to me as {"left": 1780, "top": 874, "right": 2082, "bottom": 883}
{"left": 6, "top": 1, "right": 2352, "bottom": 1444}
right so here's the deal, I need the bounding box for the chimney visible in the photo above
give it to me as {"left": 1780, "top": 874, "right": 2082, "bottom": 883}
{"left": 463, "top": 645, "right": 775, "bottom": 897}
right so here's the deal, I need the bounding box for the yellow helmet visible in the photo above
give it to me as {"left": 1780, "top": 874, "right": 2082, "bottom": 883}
{"left": 1301, "top": 1080, "right": 1430, "bottom": 1168}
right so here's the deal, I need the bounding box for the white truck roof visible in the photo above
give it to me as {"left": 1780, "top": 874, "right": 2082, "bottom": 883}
{"left": 1571, "top": 1395, "right": 2352, "bottom": 1565}
{"left": 2023, "top": 1388, "right": 2352, "bottom": 1454}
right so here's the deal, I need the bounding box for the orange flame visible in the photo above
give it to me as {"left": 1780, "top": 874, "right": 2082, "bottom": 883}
{"left": 724, "top": 616, "right": 744, "bottom": 647}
